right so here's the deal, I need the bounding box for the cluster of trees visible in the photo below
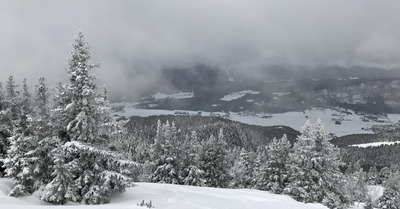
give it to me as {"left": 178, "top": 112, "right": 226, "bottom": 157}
{"left": 0, "top": 32, "right": 135, "bottom": 204}
{"left": 125, "top": 119, "right": 348, "bottom": 208}
{"left": 124, "top": 115, "right": 400, "bottom": 208}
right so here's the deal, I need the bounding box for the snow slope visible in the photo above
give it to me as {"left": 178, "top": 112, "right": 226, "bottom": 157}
{"left": 0, "top": 178, "right": 333, "bottom": 209}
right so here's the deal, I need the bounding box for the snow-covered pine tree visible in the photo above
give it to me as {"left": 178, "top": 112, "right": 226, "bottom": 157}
{"left": 252, "top": 145, "right": 265, "bottom": 188}
{"left": 35, "top": 77, "right": 50, "bottom": 118}
{"left": 260, "top": 134, "right": 291, "bottom": 193}
{"left": 181, "top": 131, "right": 204, "bottom": 186}
{"left": 21, "top": 78, "right": 33, "bottom": 117}
{"left": 0, "top": 76, "right": 21, "bottom": 167}
{"left": 229, "top": 148, "right": 254, "bottom": 188}
{"left": 43, "top": 32, "right": 135, "bottom": 204}
{"left": 367, "top": 166, "right": 379, "bottom": 185}
{"left": 31, "top": 77, "right": 57, "bottom": 186}
{"left": 0, "top": 82, "right": 7, "bottom": 176}
{"left": 3, "top": 114, "right": 38, "bottom": 196}
{"left": 200, "top": 129, "right": 229, "bottom": 188}
{"left": 285, "top": 119, "right": 349, "bottom": 209}
{"left": 149, "top": 121, "right": 180, "bottom": 184}
{"left": 41, "top": 149, "right": 74, "bottom": 204}
{"left": 344, "top": 162, "right": 368, "bottom": 206}
{"left": 375, "top": 170, "right": 400, "bottom": 209}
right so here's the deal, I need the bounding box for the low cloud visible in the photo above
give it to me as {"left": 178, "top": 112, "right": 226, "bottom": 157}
{"left": 0, "top": 0, "right": 399, "bottom": 100}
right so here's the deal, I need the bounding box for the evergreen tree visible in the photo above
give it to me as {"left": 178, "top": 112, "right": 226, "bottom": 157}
{"left": 200, "top": 129, "right": 229, "bottom": 188}
{"left": 21, "top": 78, "right": 33, "bottom": 116}
{"left": 260, "top": 135, "right": 291, "bottom": 193}
{"left": 230, "top": 148, "right": 254, "bottom": 188}
{"left": 285, "top": 120, "right": 349, "bottom": 209}
{"left": 3, "top": 114, "right": 38, "bottom": 196}
{"left": 149, "top": 121, "right": 180, "bottom": 184}
{"left": 0, "top": 82, "right": 7, "bottom": 176}
{"left": 35, "top": 77, "right": 50, "bottom": 118}
{"left": 375, "top": 171, "right": 400, "bottom": 209}
{"left": 43, "top": 32, "right": 134, "bottom": 204}
{"left": 181, "top": 131, "right": 204, "bottom": 186}
{"left": 344, "top": 162, "right": 368, "bottom": 206}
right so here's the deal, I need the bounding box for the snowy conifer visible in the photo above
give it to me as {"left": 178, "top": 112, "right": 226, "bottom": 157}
{"left": 200, "top": 130, "right": 229, "bottom": 188}
{"left": 285, "top": 119, "right": 349, "bottom": 209}
{"left": 260, "top": 134, "right": 291, "bottom": 193}
{"left": 230, "top": 148, "right": 254, "bottom": 188}
{"left": 21, "top": 78, "right": 33, "bottom": 116}
{"left": 149, "top": 121, "right": 180, "bottom": 184}
{"left": 375, "top": 171, "right": 400, "bottom": 209}
{"left": 43, "top": 32, "right": 134, "bottom": 204}
{"left": 344, "top": 162, "right": 368, "bottom": 206}
{"left": 181, "top": 131, "right": 204, "bottom": 186}
{"left": 4, "top": 115, "right": 39, "bottom": 196}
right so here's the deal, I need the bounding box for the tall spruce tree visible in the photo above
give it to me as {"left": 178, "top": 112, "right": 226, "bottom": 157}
{"left": 200, "top": 129, "right": 229, "bottom": 188}
{"left": 375, "top": 171, "right": 400, "bottom": 209}
{"left": 258, "top": 134, "right": 291, "bottom": 193}
{"left": 285, "top": 119, "right": 349, "bottom": 209}
{"left": 42, "top": 32, "right": 135, "bottom": 204}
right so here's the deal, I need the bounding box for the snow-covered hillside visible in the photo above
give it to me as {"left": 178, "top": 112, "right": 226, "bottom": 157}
{"left": 0, "top": 178, "right": 336, "bottom": 209}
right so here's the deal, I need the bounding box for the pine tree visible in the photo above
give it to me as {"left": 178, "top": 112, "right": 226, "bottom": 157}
{"left": 21, "top": 78, "right": 33, "bottom": 116}
{"left": 375, "top": 171, "right": 400, "bottom": 209}
{"left": 41, "top": 149, "right": 74, "bottom": 204}
{"left": 200, "top": 129, "right": 229, "bottom": 188}
{"left": 285, "top": 119, "right": 349, "bottom": 209}
{"left": 43, "top": 32, "right": 134, "bottom": 204}
{"left": 230, "top": 148, "right": 254, "bottom": 188}
{"left": 35, "top": 77, "right": 50, "bottom": 118}
{"left": 181, "top": 131, "right": 204, "bottom": 186}
{"left": 149, "top": 121, "right": 180, "bottom": 184}
{"left": 4, "top": 114, "right": 39, "bottom": 196}
{"left": 0, "top": 82, "right": 7, "bottom": 176}
{"left": 261, "top": 134, "right": 291, "bottom": 193}
{"left": 367, "top": 166, "right": 379, "bottom": 185}
{"left": 344, "top": 162, "right": 368, "bottom": 206}
{"left": 0, "top": 76, "right": 21, "bottom": 170}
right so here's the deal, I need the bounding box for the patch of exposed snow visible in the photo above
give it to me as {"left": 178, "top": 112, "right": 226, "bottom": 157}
{"left": 228, "top": 77, "right": 235, "bottom": 82}
{"left": 220, "top": 90, "right": 260, "bottom": 101}
{"left": 272, "top": 92, "right": 291, "bottom": 97}
{"left": 350, "top": 141, "right": 400, "bottom": 148}
{"left": 152, "top": 92, "right": 194, "bottom": 100}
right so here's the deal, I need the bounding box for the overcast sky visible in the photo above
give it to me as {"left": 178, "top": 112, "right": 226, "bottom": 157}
{"left": 1, "top": 0, "right": 399, "bottom": 99}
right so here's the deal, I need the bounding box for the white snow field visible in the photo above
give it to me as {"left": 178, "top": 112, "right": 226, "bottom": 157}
{"left": 111, "top": 105, "right": 400, "bottom": 137}
{"left": 152, "top": 92, "right": 194, "bottom": 100}
{"left": 351, "top": 141, "right": 400, "bottom": 148}
{"left": 220, "top": 90, "right": 260, "bottom": 101}
{"left": 0, "top": 178, "right": 337, "bottom": 209}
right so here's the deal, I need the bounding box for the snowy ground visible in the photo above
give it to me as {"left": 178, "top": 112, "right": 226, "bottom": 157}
{"left": 111, "top": 105, "right": 400, "bottom": 137}
{"left": 152, "top": 92, "right": 194, "bottom": 100}
{"left": 350, "top": 141, "right": 400, "bottom": 148}
{"left": 1, "top": 178, "right": 351, "bottom": 209}
{"left": 220, "top": 90, "right": 260, "bottom": 101}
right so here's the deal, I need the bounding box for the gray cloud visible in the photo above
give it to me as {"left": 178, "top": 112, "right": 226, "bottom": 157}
{"left": 1, "top": 0, "right": 399, "bottom": 100}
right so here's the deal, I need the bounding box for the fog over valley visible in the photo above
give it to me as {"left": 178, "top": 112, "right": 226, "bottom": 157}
{"left": 1, "top": 0, "right": 400, "bottom": 101}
